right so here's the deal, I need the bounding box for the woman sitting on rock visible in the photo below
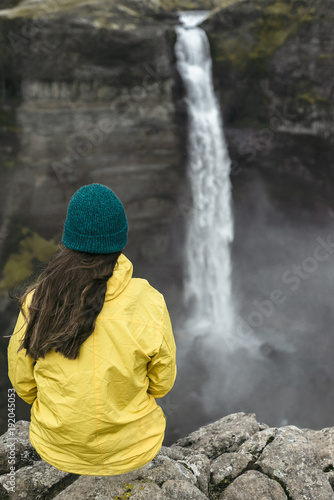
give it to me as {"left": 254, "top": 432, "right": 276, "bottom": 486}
{"left": 7, "top": 183, "right": 177, "bottom": 476}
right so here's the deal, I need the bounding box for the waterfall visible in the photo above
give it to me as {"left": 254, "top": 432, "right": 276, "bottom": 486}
{"left": 175, "top": 11, "right": 235, "bottom": 348}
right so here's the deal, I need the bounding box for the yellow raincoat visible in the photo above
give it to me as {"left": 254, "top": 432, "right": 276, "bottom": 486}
{"left": 7, "top": 253, "right": 177, "bottom": 475}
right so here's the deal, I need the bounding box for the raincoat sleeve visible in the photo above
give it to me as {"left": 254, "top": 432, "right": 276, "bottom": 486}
{"left": 7, "top": 300, "right": 37, "bottom": 405}
{"left": 147, "top": 300, "right": 177, "bottom": 399}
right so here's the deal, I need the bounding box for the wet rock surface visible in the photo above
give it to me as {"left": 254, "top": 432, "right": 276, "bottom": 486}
{"left": 0, "top": 413, "right": 333, "bottom": 499}
{"left": 1, "top": 0, "right": 334, "bottom": 461}
{"left": 219, "top": 470, "right": 288, "bottom": 500}
{"left": 256, "top": 426, "right": 334, "bottom": 500}
{"left": 0, "top": 420, "right": 40, "bottom": 474}
{"left": 173, "top": 412, "right": 262, "bottom": 459}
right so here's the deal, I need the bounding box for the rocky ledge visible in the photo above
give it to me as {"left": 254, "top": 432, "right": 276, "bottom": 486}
{"left": 0, "top": 412, "right": 334, "bottom": 499}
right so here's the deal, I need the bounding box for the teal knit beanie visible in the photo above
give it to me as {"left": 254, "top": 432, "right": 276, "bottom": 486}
{"left": 62, "top": 183, "right": 128, "bottom": 254}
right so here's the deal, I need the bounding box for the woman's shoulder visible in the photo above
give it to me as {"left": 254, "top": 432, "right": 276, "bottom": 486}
{"left": 128, "top": 278, "right": 167, "bottom": 327}
{"left": 129, "top": 277, "right": 165, "bottom": 305}
{"left": 101, "top": 277, "right": 166, "bottom": 327}
{"left": 21, "top": 288, "right": 36, "bottom": 315}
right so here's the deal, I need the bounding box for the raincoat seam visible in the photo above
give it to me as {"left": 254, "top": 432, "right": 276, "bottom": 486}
{"left": 93, "top": 330, "right": 107, "bottom": 474}
{"left": 159, "top": 301, "right": 164, "bottom": 328}
{"left": 11, "top": 317, "right": 23, "bottom": 393}
{"left": 160, "top": 332, "right": 173, "bottom": 357}
{"left": 13, "top": 296, "right": 30, "bottom": 397}
{"left": 98, "top": 316, "right": 162, "bottom": 330}
{"left": 13, "top": 342, "right": 17, "bottom": 393}
{"left": 11, "top": 325, "right": 24, "bottom": 395}
{"left": 159, "top": 304, "right": 173, "bottom": 355}
{"left": 159, "top": 304, "right": 175, "bottom": 391}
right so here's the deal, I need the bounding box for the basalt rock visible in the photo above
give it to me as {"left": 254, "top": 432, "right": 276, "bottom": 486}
{"left": 1, "top": 0, "right": 334, "bottom": 446}
{"left": 0, "top": 413, "right": 333, "bottom": 499}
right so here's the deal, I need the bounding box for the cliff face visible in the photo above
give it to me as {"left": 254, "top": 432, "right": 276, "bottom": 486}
{"left": 2, "top": 0, "right": 332, "bottom": 310}
{"left": 204, "top": 0, "right": 334, "bottom": 203}
{"left": 1, "top": 0, "right": 333, "bottom": 298}
{"left": 202, "top": 0, "right": 334, "bottom": 339}
{"left": 0, "top": 0, "right": 186, "bottom": 435}
{"left": 0, "top": 0, "right": 187, "bottom": 289}
{"left": 0, "top": 413, "right": 334, "bottom": 499}
{"left": 0, "top": 0, "right": 188, "bottom": 351}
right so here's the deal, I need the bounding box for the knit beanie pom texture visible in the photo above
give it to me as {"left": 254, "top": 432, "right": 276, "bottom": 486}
{"left": 62, "top": 183, "right": 128, "bottom": 254}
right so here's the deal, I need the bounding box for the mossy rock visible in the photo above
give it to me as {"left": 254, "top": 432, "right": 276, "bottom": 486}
{"left": 0, "top": 0, "right": 160, "bottom": 25}
{"left": 0, "top": 227, "right": 58, "bottom": 291}
{"left": 0, "top": 0, "right": 21, "bottom": 7}
{"left": 160, "top": 0, "right": 214, "bottom": 9}
{"left": 204, "top": 0, "right": 317, "bottom": 68}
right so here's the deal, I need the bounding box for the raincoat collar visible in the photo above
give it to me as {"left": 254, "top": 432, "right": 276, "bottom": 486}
{"left": 105, "top": 253, "right": 133, "bottom": 300}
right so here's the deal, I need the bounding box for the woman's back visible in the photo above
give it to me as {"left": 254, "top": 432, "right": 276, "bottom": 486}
{"left": 7, "top": 184, "right": 177, "bottom": 476}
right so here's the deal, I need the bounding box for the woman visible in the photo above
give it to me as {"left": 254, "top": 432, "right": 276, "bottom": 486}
{"left": 7, "top": 183, "right": 177, "bottom": 476}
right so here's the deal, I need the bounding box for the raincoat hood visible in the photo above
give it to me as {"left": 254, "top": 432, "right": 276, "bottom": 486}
{"left": 105, "top": 252, "right": 133, "bottom": 299}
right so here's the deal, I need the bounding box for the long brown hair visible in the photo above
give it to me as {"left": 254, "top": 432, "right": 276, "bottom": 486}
{"left": 16, "top": 246, "right": 122, "bottom": 361}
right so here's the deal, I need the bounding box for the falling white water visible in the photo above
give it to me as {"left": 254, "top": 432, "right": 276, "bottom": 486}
{"left": 175, "top": 11, "right": 235, "bottom": 346}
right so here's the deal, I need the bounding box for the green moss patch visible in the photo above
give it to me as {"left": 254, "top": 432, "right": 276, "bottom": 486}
{"left": 209, "top": 0, "right": 317, "bottom": 68}
{"left": 0, "top": 227, "right": 57, "bottom": 290}
{"left": 298, "top": 92, "right": 328, "bottom": 105}
{"left": 113, "top": 483, "right": 134, "bottom": 499}
{"left": 0, "top": 0, "right": 91, "bottom": 19}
